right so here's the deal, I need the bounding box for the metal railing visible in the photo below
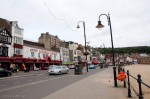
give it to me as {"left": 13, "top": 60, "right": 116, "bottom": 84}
{"left": 117, "top": 66, "right": 150, "bottom": 99}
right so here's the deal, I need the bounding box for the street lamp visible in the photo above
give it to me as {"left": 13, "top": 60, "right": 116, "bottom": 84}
{"left": 96, "top": 13, "right": 117, "bottom": 87}
{"left": 77, "top": 21, "right": 88, "bottom": 72}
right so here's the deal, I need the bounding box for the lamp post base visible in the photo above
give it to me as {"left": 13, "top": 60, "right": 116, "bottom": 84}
{"left": 113, "top": 66, "right": 118, "bottom": 87}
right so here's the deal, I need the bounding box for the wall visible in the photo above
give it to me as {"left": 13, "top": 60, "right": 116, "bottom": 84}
{"left": 23, "top": 46, "right": 60, "bottom": 60}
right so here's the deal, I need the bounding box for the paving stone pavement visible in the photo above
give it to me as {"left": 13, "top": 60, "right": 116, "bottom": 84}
{"left": 42, "top": 67, "right": 130, "bottom": 99}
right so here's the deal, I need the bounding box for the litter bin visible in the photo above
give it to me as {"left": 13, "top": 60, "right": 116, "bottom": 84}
{"left": 74, "top": 65, "right": 83, "bottom": 75}
{"left": 99, "top": 63, "right": 103, "bottom": 68}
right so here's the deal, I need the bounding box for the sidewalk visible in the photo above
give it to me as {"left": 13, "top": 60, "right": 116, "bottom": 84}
{"left": 42, "top": 67, "right": 129, "bottom": 99}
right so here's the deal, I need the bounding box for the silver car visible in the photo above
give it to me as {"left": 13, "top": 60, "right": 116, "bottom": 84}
{"left": 48, "top": 65, "right": 69, "bottom": 75}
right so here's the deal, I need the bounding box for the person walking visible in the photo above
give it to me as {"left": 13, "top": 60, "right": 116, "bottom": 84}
{"left": 10, "top": 64, "right": 14, "bottom": 72}
{"left": 22, "top": 63, "right": 26, "bottom": 72}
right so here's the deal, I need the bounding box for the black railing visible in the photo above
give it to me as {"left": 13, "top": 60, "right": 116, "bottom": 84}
{"left": 117, "top": 66, "right": 150, "bottom": 99}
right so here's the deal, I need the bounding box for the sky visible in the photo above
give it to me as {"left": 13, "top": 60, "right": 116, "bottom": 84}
{"left": 0, "top": 0, "right": 150, "bottom": 48}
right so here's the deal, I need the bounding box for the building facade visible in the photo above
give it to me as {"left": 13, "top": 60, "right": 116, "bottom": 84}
{"left": 60, "top": 47, "right": 70, "bottom": 63}
{"left": 0, "top": 18, "right": 23, "bottom": 57}
{"left": 38, "top": 32, "right": 60, "bottom": 51}
{"left": 24, "top": 40, "right": 61, "bottom": 60}
{"left": 0, "top": 28, "right": 12, "bottom": 57}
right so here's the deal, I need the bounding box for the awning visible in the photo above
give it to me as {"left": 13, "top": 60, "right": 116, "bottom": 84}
{"left": 25, "top": 58, "right": 37, "bottom": 63}
{"left": 37, "top": 59, "right": 46, "bottom": 63}
{"left": 44, "top": 56, "right": 51, "bottom": 63}
{"left": 13, "top": 57, "right": 26, "bottom": 63}
{"left": 0, "top": 57, "right": 14, "bottom": 63}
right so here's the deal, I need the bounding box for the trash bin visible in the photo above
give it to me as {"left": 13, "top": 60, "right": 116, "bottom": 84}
{"left": 99, "top": 63, "right": 103, "bottom": 68}
{"left": 74, "top": 65, "right": 83, "bottom": 75}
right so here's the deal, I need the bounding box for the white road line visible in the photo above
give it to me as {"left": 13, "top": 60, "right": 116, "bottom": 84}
{"left": 0, "top": 75, "right": 73, "bottom": 93}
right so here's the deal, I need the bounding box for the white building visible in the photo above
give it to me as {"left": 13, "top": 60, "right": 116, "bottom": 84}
{"left": 11, "top": 21, "right": 24, "bottom": 57}
{"left": 60, "top": 47, "right": 70, "bottom": 63}
{"left": 23, "top": 40, "right": 60, "bottom": 60}
{"left": 0, "top": 18, "right": 23, "bottom": 57}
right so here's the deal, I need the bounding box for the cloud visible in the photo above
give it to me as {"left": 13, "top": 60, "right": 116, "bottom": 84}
{"left": 0, "top": 0, "right": 150, "bottom": 47}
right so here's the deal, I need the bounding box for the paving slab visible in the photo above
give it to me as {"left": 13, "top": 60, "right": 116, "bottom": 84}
{"left": 42, "top": 67, "right": 129, "bottom": 99}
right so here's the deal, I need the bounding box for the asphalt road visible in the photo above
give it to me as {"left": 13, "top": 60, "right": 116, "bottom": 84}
{"left": 0, "top": 67, "right": 107, "bottom": 99}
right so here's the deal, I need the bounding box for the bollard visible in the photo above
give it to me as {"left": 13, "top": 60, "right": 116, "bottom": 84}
{"left": 113, "top": 67, "right": 117, "bottom": 87}
{"left": 137, "top": 74, "right": 144, "bottom": 99}
{"left": 127, "top": 70, "right": 132, "bottom": 98}
{"left": 123, "top": 68, "right": 126, "bottom": 88}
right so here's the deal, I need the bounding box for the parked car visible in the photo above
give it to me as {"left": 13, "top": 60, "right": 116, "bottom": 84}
{"left": 48, "top": 65, "right": 69, "bottom": 75}
{"left": 68, "top": 65, "right": 75, "bottom": 69}
{"left": 0, "top": 67, "right": 12, "bottom": 77}
{"left": 88, "top": 64, "right": 96, "bottom": 69}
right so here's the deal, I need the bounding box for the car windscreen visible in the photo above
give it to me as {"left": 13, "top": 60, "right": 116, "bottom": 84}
{"left": 50, "top": 66, "right": 61, "bottom": 69}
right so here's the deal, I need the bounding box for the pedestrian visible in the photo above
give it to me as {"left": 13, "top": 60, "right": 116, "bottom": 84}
{"left": 22, "top": 63, "right": 26, "bottom": 72}
{"left": 10, "top": 64, "right": 14, "bottom": 72}
{"left": 15, "top": 64, "right": 19, "bottom": 72}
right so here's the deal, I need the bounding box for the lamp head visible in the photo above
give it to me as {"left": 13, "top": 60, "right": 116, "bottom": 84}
{"left": 96, "top": 21, "right": 104, "bottom": 29}
{"left": 77, "top": 25, "right": 80, "bottom": 29}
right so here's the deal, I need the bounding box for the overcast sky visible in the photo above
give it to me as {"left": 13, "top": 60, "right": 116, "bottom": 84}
{"left": 0, "top": 0, "right": 150, "bottom": 48}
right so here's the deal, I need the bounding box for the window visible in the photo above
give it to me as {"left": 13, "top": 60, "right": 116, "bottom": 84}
{"left": 74, "top": 51, "right": 76, "bottom": 55}
{"left": 0, "top": 47, "right": 2, "bottom": 56}
{"left": 54, "top": 55, "right": 56, "bottom": 60}
{"left": 0, "top": 29, "right": 12, "bottom": 44}
{"left": 38, "top": 53, "right": 40, "bottom": 58}
{"left": 15, "top": 48, "right": 22, "bottom": 55}
{"left": 31, "top": 52, "right": 35, "bottom": 58}
{"left": 14, "top": 37, "right": 23, "bottom": 44}
{"left": 14, "top": 28, "right": 22, "bottom": 35}
{"left": 43, "top": 54, "right": 45, "bottom": 58}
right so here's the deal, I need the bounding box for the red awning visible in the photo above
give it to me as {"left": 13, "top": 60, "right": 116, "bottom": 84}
{"left": 25, "top": 58, "right": 37, "bottom": 63}
{"left": 37, "top": 59, "right": 46, "bottom": 63}
{"left": 44, "top": 56, "right": 51, "bottom": 63}
{"left": 0, "top": 57, "right": 14, "bottom": 63}
{"left": 13, "top": 57, "right": 26, "bottom": 63}
{"left": 92, "top": 61, "right": 99, "bottom": 65}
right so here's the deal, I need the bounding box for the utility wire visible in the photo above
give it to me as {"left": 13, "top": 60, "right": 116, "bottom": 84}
{"left": 42, "top": 0, "right": 64, "bottom": 20}
{"left": 42, "top": 0, "right": 76, "bottom": 31}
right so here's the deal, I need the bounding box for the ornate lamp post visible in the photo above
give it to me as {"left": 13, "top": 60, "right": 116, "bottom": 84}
{"left": 96, "top": 13, "right": 117, "bottom": 87}
{"left": 77, "top": 21, "right": 89, "bottom": 72}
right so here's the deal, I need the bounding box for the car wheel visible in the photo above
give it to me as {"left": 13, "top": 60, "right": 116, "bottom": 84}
{"left": 7, "top": 73, "right": 11, "bottom": 77}
{"left": 66, "top": 70, "right": 69, "bottom": 74}
{"left": 58, "top": 71, "right": 61, "bottom": 75}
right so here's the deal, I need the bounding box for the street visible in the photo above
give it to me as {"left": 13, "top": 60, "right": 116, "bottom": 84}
{"left": 0, "top": 67, "right": 106, "bottom": 99}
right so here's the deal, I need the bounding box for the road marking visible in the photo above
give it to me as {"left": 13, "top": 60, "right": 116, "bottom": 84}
{"left": 0, "top": 75, "right": 73, "bottom": 93}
